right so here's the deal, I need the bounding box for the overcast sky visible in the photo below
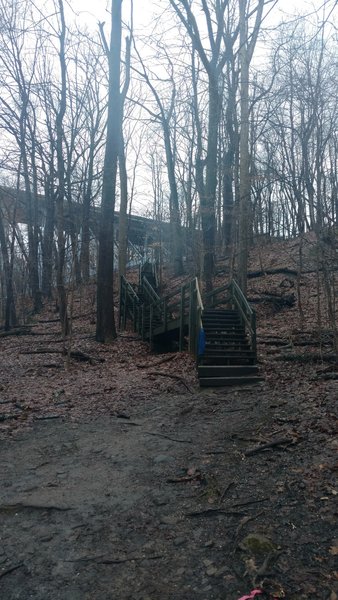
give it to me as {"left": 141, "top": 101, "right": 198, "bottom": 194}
{"left": 67, "top": 0, "right": 317, "bottom": 33}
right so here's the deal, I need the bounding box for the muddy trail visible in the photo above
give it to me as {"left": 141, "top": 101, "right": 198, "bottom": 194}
{"left": 0, "top": 316, "right": 337, "bottom": 600}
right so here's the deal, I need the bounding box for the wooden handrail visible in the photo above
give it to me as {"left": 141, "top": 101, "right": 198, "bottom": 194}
{"left": 142, "top": 276, "right": 161, "bottom": 304}
{"left": 121, "top": 275, "right": 139, "bottom": 301}
{"left": 230, "top": 279, "right": 256, "bottom": 359}
{"left": 120, "top": 273, "right": 256, "bottom": 362}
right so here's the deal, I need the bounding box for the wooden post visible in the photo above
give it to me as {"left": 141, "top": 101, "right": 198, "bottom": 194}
{"left": 179, "top": 285, "right": 185, "bottom": 352}
{"left": 196, "top": 306, "right": 202, "bottom": 365}
{"left": 123, "top": 283, "right": 127, "bottom": 330}
{"left": 251, "top": 310, "right": 257, "bottom": 360}
{"left": 188, "top": 280, "right": 196, "bottom": 354}
{"left": 141, "top": 305, "right": 145, "bottom": 340}
{"left": 133, "top": 298, "right": 136, "bottom": 332}
{"left": 149, "top": 304, "right": 153, "bottom": 348}
{"left": 137, "top": 305, "right": 141, "bottom": 335}
{"left": 163, "top": 298, "right": 167, "bottom": 332}
{"left": 192, "top": 287, "right": 198, "bottom": 357}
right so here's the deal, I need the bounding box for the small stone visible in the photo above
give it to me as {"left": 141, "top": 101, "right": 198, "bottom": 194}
{"left": 152, "top": 495, "right": 169, "bottom": 506}
{"left": 192, "top": 528, "right": 204, "bottom": 540}
{"left": 176, "top": 567, "right": 185, "bottom": 576}
{"left": 204, "top": 540, "right": 214, "bottom": 548}
{"left": 143, "top": 541, "right": 155, "bottom": 550}
{"left": 215, "top": 566, "right": 229, "bottom": 577}
{"left": 203, "top": 559, "right": 213, "bottom": 567}
{"left": 153, "top": 454, "right": 174, "bottom": 464}
{"left": 173, "top": 537, "right": 186, "bottom": 547}
{"left": 160, "top": 515, "right": 179, "bottom": 525}
{"left": 206, "top": 566, "right": 218, "bottom": 577}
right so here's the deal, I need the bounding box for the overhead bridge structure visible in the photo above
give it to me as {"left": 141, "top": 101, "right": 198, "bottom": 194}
{"left": 0, "top": 186, "right": 172, "bottom": 248}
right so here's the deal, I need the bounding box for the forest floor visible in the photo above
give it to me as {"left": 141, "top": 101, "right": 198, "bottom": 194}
{"left": 0, "top": 238, "right": 337, "bottom": 600}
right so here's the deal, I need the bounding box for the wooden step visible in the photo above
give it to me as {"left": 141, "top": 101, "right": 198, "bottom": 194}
{"left": 205, "top": 348, "right": 251, "bottom": 355}
{"left": 205, "top": 331, "right": 248, "bottom": 343}
{"left": 203, "top": 318, "right": 240, "bottom": 325}
{"left": 203, "top": 323, "right": 245, "bottom": 331}
{"left": 198, "top": 365, "right": 258, "bottom": 377}
{"left": 205, "top": 337, "right": 249, "bottom": 348}
{"left": 203, "top": 308, "right": 238, "bottom": 317}
{"left": 199, "top": 375, "right": 264, "bottom": 387}
{"left": 201, "top": 356, "right": 256, "bottom": 365}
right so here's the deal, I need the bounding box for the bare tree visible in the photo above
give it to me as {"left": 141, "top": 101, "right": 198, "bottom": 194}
{"left": 96, "top": 0, "right": 122, "bottom": 342}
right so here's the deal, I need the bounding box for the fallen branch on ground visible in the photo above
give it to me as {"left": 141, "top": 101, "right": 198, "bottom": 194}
{"left": 273, "top": 353, "right": 336, "bottom": 363}
{"left": 35, "top": 415, "right": 62, "bottom": 420}
{"left": 145, "top": 431, "right": 192, "bottom": 444}
{"left": 65, "top": 554, "right": 163, "bottom": 564}
{"left": 187, "top": 508, "right": 245, "bottom": 518}
{"left": 0, "top": 413, "right": 19, "bottom": 422}
{"left": 167, "top": 473, "right": 201, "bottom": 483}
{"left": 146, "top": 371, "right": 193, "bottom": 392}
{"left": 245, "top": 437, "right": 296, "bottom": 456}
{"left": 62, "top": 349, "right": 105, "bottom": 364}
{"left": 136, "top": 354, "right": 178, "bottom": 369}
{"left": 235, "top": 511, "right": 265, "bottom": 536}
{"left": 0, "top": 503, "right": 72, "bottom": 512}
{"left": 20, "top": 348, "right": 104, "bottom": 364}
{"left": 0, "top": 563, "right": 24, "bottom": 580}
{"left": 219, "top": 481, "right": 235, "bottom": 503}
{"left": 0, "top": 328, "right": 32, "bottom": 337}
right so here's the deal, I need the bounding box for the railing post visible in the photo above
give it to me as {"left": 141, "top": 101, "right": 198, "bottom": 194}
{"left": 149, "top": 304, "right": 153, "bottom": 348}
{"left": 251, "top": 310, "right": 257, "bottom": 360}
{"left": 179, "top": 285, "right": 185, "bottom": 352}
{"left": 141, "top": 305, "right": 145, "bottom": 341}
{"left": 137, "top": 306, "right": 141, "bottom": 335}
{"left": 133, "top": 298, "right": 136, "bottom": 332}
{"left": 123, "top": 283, "right": 128, "bottom": 330}
{"left": 188, "top": 280, "right": 197, "bottom": 355}
{"left": 163, "top": 298, "right": 167, "bottom": 332}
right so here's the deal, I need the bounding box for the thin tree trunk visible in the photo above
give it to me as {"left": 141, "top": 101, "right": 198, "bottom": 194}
{"left": 55, "top": 0, "right": 69, "bottom": 337}
{"left": 96, "top": 0, "right": 122, "bottom": 342}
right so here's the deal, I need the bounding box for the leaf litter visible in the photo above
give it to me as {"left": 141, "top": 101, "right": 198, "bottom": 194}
{"left": 0, "top": 242, "right": 337, "bottom": 599}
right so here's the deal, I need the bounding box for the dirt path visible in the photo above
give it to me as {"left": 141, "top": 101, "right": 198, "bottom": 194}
{"left": 1, "top": 300, "right": 337, "bottom": 599}
{"left": 1, "top": 375, "right": 337, "bottom": 600}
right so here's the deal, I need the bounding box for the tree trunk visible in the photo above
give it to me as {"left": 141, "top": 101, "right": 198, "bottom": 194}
{"left": 55, "top": 0, "right": 69, "bottom": 337}
{"left": 238, "top": 0, "right": 250, "bottom": 295}
{"left": 202, "top": 77, "right": 219, "bottom": 295}
{"left": 0, "top": 210, "right": 17, "bottom": 330}
{"left": 96, "top": 0, "right": 122, "bottom": 342}
{"left": 118, "top": 128, "right": 129, "bottom": 280}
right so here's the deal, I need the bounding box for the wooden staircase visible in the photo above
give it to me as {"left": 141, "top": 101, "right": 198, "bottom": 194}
{"left": 198, "top": 308, "right": 262, "bottom": 387}
{"left": 120, "top": 270, "right": 262, "bottom": 388}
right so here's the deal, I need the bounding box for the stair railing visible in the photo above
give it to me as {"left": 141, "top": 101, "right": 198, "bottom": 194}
{"left": 204, "top": 279, "right": 257, "bottom": 360}
{"left": 229, "top": 279, "right": 257, "bottom": 360}
{"left": 121, "top": 274, "right": 257, "bottom": 362}
{"left": 141, "top": 276, "right": 163, "bottom": 344}
{"left": 142, "top": 276, "right": 161, "bottom": 305}
{"left": 204, "top": 283, "right": 231, "bottom": 308}
{"left": 137, "top": 276, "right": 204, "bottom": 354}
{"left": 119, "top": 276, "right": 140, "bottom": 331}
{"left": 189, "top": 277, "right": 204, "bottom": 359}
